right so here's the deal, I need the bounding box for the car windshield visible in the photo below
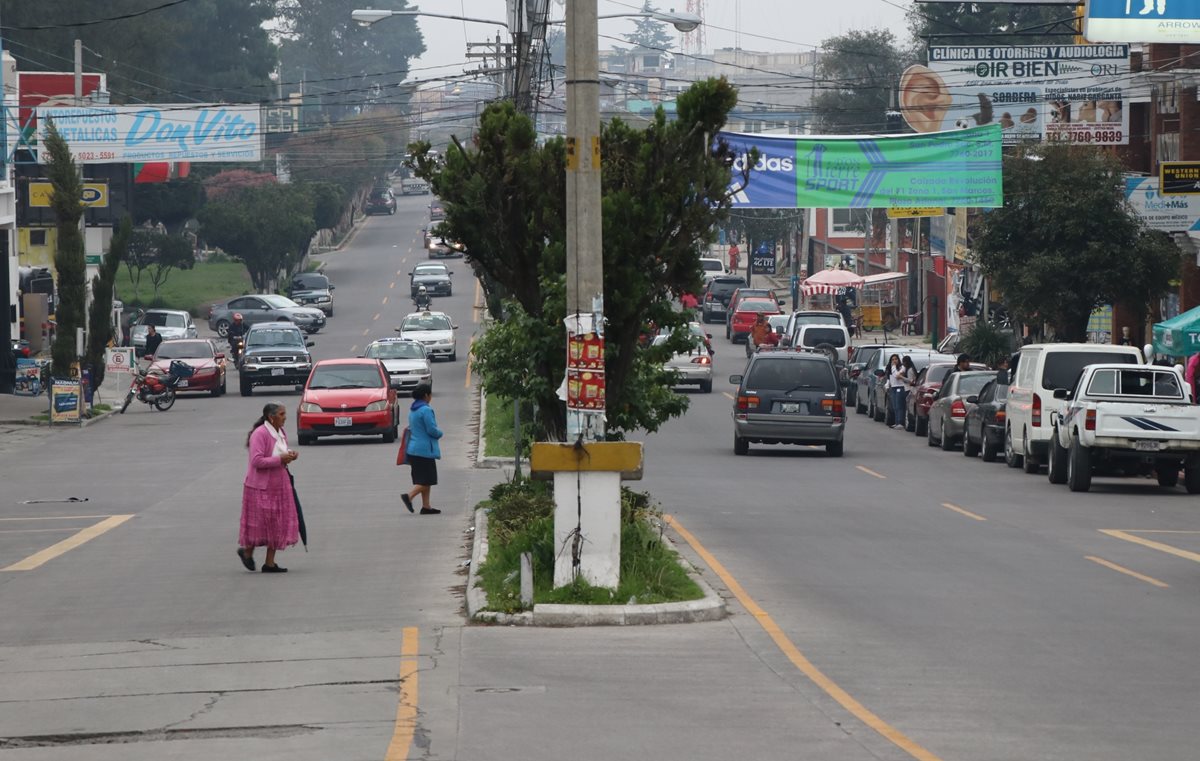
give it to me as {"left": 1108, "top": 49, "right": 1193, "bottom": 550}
{"left": 142, "top": 312, "right": 186, "bottom": 328}
{"left": 955, "top": 372, "right": 995, "bottom": 397}
{"left": 247, "top": 329, "right": 304, "bottom": 348}
{"left": 403, "top": 314, "right": 453, "bottom": 331}
{"left": 1086, "top": 369, "right": 1183, "bottom": 398}
{"left": 366, "top": 342, "right": 425, "bottom": 360}
{"left": 308, "top": 365, "right": 384, "bottom": 389}
{"left": 294, "top": 275, "right": 329, "bottom": 290}
{"left": 1043, "top": 352, "right": 1137, "bottom": 392}
{"left": 800, "top": 327, "right": 846, "bottom": 347}
{"left": 746, "top": 358, "right": 836, "bottom": 391}
{"left": 154, "top": 340, "right": 213, "bottom": 359}
{"left": 261, "top": 295, "right": 300, "bottom": 309}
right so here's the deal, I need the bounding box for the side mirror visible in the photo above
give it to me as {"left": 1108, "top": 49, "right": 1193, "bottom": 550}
{"left": 1052, "top": 388, "right": 1069, "bottom": 400}
{"left": 306, "top": 340, "right": 316, "bottom": 348}
{"left": 965, "top": 395, "right": 978, "bottom": 404}
{"left": 329, "top": 285, "right": 335, "bottom": 290}
{"left": 706, "top": 333, "right": 713, "bottom": 339}
{"left": 778, "top": 299, "right": 785, "bottom": 307}
{"left": 449, "top": 271, "right": 455, "bottom": 276}
{"left": 874, "top": 369, "right": 886, "bottom": 378}
{"left": 729, "top": 374, "right": 743, "bottom": 385}
{"left": 452, "top": 324, "right": 459, "bottom": 330}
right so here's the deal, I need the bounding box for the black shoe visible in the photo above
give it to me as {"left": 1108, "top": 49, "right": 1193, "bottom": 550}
{"left": 401, "top": 493, "right": 414, "bottom": 513}
{"left": 419, "top": 506, "right": 441, "bottom": 515}
{"left": 261, "top": 564, "right": 288, "bottom": 573}
{"left": 237, "top": 548, "right": 255, "bottom": 571}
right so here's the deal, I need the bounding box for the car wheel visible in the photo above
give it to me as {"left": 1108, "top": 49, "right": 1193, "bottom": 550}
{"left": 1155, "top": 464, "right": 1180, "bottom": 488}
{"left": 905, "top": 411, "right": 916, "bottom": 432}
{"left": 1047, "top": 429, "right": 1069, "bottom": 484}
{"left": 733, "top": 433, "right": 749, "bottom": 456}
{"left": 1066, "top": 435, "right": 1092, "bottom": 492}
{"left": 914, "top": 415, "right": 928, "bottom": 437}
{"left": 1185, "top": 458, "right": 1200, "bottom": 493}
{"left": 884, "top": 403, "right": 894, "bottom": 427}
{"left": 927, "top": 418, "right": 939, "bottom": 447}
{"left": 940, "top": 419, "right": 955, "bottom": 451}
{"left": 215, "top": 319, "right": 230, "bottom": 338}
{"left": 1004, "top": 427, "right": 1023, "bottom": 468}
{"left": 700, "top": 379, "right": 713, "bottom": 393}
{"left": 855, "top": 390, "right": 867, "bottom": 415}
{"left": 240, "top": 377, "right": 253, "bottom": 397}
{"left": 382, "top": 424, "right": 398, "bottom": 444}
{"left": 327, "top": 306, "right": 333, "bottom": 317}
{"left": 449, "top": 351, "right": 457, "bottom": 362}
{"left": 298, "top": 432, "right": 316, "bottom": 446}
{"left": 826, "top": 440, "right": 844, "bottom": 457}
{"left": 725, "top": 325, "right": 731, "bottom": 340}
{"left": 210, "top": 383, "right": 221, "bottom": 398}
{"left": 447, "top": 287, "right": 452, "bottom": 297}
{"left": 1022, "top": 430, "right": 1041, "bottom": 474}
{"left": 963, "top": 428, "right": 980, "bottom": 457}
{"left": 846, "top": 386, "right": 857, "bottom": 408}
{"left": 873, "top": 398, "right": 885, "bottom": 423}
{"left": 981, "top": 432, "right": 998, "bottom": 462}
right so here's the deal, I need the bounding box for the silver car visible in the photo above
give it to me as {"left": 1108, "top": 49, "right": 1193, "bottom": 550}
{"left": 208, "top": 294, "right": 327, "bottom": 336}
{"left": 363, "top": 338, "right": 433, "bottom": 390}
{"left": 130, "top": 309, "right": 197, "bottom": 353}
{"left": 396, "top": 311, "right": 458, "bottom": 361}
{"left": 925, "top": 370, "right": 998, "bottom": 451}
{"left": 654, "top": 334, "right": 713, "bottom": 393}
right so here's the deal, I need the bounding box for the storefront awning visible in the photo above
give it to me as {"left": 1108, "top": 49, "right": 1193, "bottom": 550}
{"left": 862, "top": 272, "right": 908, "bottom": 286}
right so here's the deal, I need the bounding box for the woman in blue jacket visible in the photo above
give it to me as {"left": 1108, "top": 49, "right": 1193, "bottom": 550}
{"left": 401, "top": 384, "right": 444, "bottom": 515}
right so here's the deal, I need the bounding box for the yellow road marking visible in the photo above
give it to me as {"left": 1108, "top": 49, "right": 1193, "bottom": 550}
{"left": 941, "top": 502, "right": 986, "bottom": 521}
{"left": 464, "top": 336, "right": 475, "bottom": 388}
{"left": 473, "top": 279, "right": 482, "bottom": 324}
{"left": 0, "top": 515, "right": 114, "bottom": 522}
{"left": 1085, "top": 555, "right": 1169, "bottom": 588}
{"left": 390, "top": 282, "right": 396, "bottom": 290}
{"left": 856, "top": 465, "right": 887, "bottom": 480}
{"left": 382, "top": 296, "right": 389, "bottom": 306}
{"left": 350, "top": 345, "right": 358, "bottom": 354}
{"left": 363, "top": 329, "right": 370, "bottom": 336}
{"left": 1115, "top": 529, "right": 1200, "bottom": 534}
{"left": 397, "top": 269, "right": 404, "bottom": 276}
{"left": 1099, "top": 529, "right": 1200, "bottom": 565}
{"left": 2, "top": 515, "right": 134, "bottom": 572}
{"left": 666, "top": 515, "right": 945, "bottom": 761}
{"left": 722, "top": 391, "right": 735, "bottom": 400}
{"left": 373, "top": 313, "right": 381, "bottom": 321}
{"left": 384, "top": 626, "right": 420, "bottom": 761}
{"left": 0, "top": 528, "right": 92, "bottom": 534}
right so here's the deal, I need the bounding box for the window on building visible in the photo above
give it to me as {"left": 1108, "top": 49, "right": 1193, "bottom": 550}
{"left": 29, "top": 229, "right": 47, "bottom": 247}
{"left": 642, "top": 55, "right": 660, "bottom": 70}
{"left": 829, "top": 209, "right": 867, "bottom": 236}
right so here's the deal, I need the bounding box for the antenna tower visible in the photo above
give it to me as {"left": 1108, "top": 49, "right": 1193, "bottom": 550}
{"left": 682, "top": 0, "right": 706, "bottom": 57}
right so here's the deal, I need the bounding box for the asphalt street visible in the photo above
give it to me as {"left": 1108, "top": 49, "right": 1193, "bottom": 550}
{"left": 2, "top": 192, "right": 1199, "bottom": 761}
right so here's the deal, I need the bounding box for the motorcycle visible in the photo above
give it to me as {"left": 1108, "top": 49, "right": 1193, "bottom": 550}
{"left": 228, "top": 335, "right": 245, "bottom": 366}
{"left": 119, "top": 360, "right": 194, "bottom": 413}
{"left": 413, "top": 293, "right": 432, "bottom": 311}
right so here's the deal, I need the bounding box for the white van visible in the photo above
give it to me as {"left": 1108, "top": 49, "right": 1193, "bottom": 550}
{"left": 400, "top": 177, "right": 430, "bottom": 195}
{"left": 1006, "top": 343, "right": 1143, "bottom": 473}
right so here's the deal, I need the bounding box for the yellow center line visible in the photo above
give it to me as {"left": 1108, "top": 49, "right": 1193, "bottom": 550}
{"left": 473, "top": 279, "right": 482, "bottom": 324}
{"left": 373, "top": 313, "right": 381, "bottom": 321}
{"left": 1099, "top": 529, "right": 1200, "bottom": 565}
{"left": 382, "top": 296, "right": 389, "bottom": 306}
{"left": 384, "top": 626, "right": 420, "bottom": 761}
{"left": 363, "top": 329, "right": 370, "bottom": 336}
{"left": 397, "top": 269, "right": 404, "bottom": 276}
{"left": 390, "top": 282, "right": 396, "bottom": 290}
{"left": 856, "top": 465, "right": 887, "bottom": 480}
{"left": 666, "top": 515, "right": 945, "bottom": 761}
{"left": 940, "top": 502, "right": 986, "bottom": 521}
{"left": 722, "top": 391, "right": 735, "bottom": 400}
{"left": 2, "top": 515, "right": 134, "bottom": 572}
{"left": 1085, "top": 555, "right": 1169, "bottom": 588}
{"left": 464, "top": 336, "right": 475, "bottom": 388}
{"left": 350, "top": 345, "right": 358, "bottom": 354}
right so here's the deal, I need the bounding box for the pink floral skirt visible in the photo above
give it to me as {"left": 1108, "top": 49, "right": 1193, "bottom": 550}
{"left": 239, "top": 482, "right": 300, "bottom": 551}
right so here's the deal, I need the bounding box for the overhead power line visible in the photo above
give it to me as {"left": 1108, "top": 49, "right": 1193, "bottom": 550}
{"left": 1, "top": 0, "right": 196, "bottom": 31}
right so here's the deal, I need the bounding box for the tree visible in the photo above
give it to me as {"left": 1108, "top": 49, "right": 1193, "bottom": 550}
{"left": 202, "top": 170, "right": 277, "bottom": 201}
{"left": 309, "top": 182, "right": 348, "bottom": 230}
{"left": 621, "top": 15, "right": 675, "bottom": 51}
{"left": 812, "top": 29, "right": 909, "bottom": 134}
{"left": 907, "top": 3, "right": 1071, "bottom": 48}
{"left": 411, "top": 79, "right": 742, "bottom": 439}
{"left": 976, "top": 144, "right": 1180, "bottom": 342}
{"left": 0, "top": 0, "right": 277, "bottom": 103}
{"left": 133, "top": 232, "right": 196, "bottom": 302}
{"left": 133, "top": 178, "right": 206, "bottom": 235}
{"left": 86, "top": 219, "right": 130, "bottom": 389}
{"left": 43, "top": 120, "right": 86, "bottom": 377}
{"left": 199, "top": 184, "right": 317, "bottom": 292}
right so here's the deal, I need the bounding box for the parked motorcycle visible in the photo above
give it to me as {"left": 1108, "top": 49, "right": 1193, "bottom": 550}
{"left": 119, "top": 360, "right": 194, "bottom": 413}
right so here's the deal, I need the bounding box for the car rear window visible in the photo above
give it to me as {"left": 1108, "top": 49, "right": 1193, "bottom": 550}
{"left": 1042, "top": 351, "right": 1137, "bottom": 392}
{"left": 709, "top": 278, "right": 745, "bottom": 295}
{"left": 925, "top": 364, "right": 954, "bottom": 384}
{"left": 793, "top": 314, "right": 842, "bottom": 327}
{"left": 738, "top": 300, "right": 778, "bottom": 313}
{"left": 700, "top": 260, "right": 724, "bottom": 271}
{"left": 745, "top": 358, "right": 836, "bottom": 391}
{"left": 799, "top": 327, "right": 846, "bottom": 347}
{"left": 1086, "top": 369, "right": 1183, "bottom": 399}
{"left": 956, "top": 373, "right": 994, "bottom": 396}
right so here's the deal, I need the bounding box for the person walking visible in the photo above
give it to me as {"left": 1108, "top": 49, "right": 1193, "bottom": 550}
{"left": 237, "top": 402, "right": 301, "bottom": 573}
{"left": 143, "top": 324, "right": 162, "bottom": 358}
{"left": 886, "top": 354, "right": 907, "bottom": 429}
{"left": 400, "top": 384, "right": 444, "bottom": 515}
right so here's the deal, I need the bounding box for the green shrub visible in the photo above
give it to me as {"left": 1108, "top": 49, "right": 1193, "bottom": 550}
{"left": 486, "top": 477, "right": 554, "bottom": 544}
{"left": 957, "top": 320, "right": 1014, "bottom": 368}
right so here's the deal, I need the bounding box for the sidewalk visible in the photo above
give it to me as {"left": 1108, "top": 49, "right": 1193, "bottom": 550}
{"left": 0, "top": 392, "right": 51, "bottom": 425}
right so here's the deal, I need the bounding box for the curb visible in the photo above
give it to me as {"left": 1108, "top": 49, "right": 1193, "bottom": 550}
{"left": 465, "top": 507, "right": 726, "bottom": 627}
{"left": 0, "top": 407, "right": 116, "bottom": 428}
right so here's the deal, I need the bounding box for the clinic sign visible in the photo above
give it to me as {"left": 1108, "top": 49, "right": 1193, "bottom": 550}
{"left": 902, "top": 45, "right": 1130, "bottom": 146}
{"left": 1124, "top": 176, "right": 1200, "bottom": 231}
{"left": 721, "top": 125, "right": 1002, "bottom": 209}
{"left": 1085, "top": 0, "right": 1200, "bottom": 44}
{"left": 36, "top": 104, "right": 263, "bottom": 163}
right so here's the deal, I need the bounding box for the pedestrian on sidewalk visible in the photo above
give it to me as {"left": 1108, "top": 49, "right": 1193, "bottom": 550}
{"left": 728, "top": 243, "right": 740, "bottom": 274}
{"left": 401, "top": 384, "right": 444, "bottom": 515}
{"left": 238, "top": 402, "right": 300, "bottom": 574}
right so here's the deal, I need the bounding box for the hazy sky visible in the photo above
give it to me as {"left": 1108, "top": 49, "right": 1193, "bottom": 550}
{"left": 405, "top": 0, "right": 912, "bottom": 84}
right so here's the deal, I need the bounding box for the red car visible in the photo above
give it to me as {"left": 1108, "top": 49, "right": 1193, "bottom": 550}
{"left": 729, "top": 299, "right": 783, "bottom": 344}
{"left": 297, "top": 358, "right": 399, "bottom": 445}
{"left": 907, "top": 361, "right": 989, "bottom": 437}
{"left": 148, "top": 339, "right": 227, "bottom": 396}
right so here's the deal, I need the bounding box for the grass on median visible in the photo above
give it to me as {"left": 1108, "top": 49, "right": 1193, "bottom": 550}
{"left": 477, "top": 480, "right": 703, "bottom": 613}
{"left": 119, "top": 261, "right": 251, "bottom": 316}
{"left": 483, "top": 392, "right": 516, "bottom": 459}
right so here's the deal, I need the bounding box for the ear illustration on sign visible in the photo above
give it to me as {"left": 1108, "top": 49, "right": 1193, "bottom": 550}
{"left": 899, "top": 65, "right": 951, "bottom": 134}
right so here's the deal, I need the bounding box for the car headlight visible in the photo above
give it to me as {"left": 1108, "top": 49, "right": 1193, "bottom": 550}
{"left": 365, "top": 400, "right": 389, "bottom": 412}
{"left": 300, "top": 402, "right": 322, "bottom": 413}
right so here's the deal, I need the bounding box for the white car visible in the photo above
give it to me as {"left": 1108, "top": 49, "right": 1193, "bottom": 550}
{"left": 698, "top": 257, "right": 729, "bottom": 283}
{"left": 653, "top": 333, "right": 713, "bottom": 393}
{"left": 130, "top": 309, "right": 198, "bottom": 354}
{"left": 396, "top": 311, "right": 458, "bottom": 361}
{"left": 363, "top": 338, "right": 433, "bottom": 390}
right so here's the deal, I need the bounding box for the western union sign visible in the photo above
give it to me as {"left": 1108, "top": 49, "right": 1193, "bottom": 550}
{"left": 1160, "top": 163, "right": 1200, "bottom": 196}
{"left": 28, "top": 181, "right": 109, "bottom": 208}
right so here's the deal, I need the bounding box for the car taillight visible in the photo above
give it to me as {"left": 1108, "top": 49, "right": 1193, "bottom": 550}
{"left": 951, "top": 400, "right": 966, "bottom": 418}
{"left": 847, "top": 346, "right": 855, "bottom": 361}
{"left": 1032, "top": 393, "right": 1042, "bottom": 427}
{"left": 821, "top": 398, "right": 844, "bottom": 416}
{"left": 691, "top": 355, "right": 711, "bottom": 365}
{"left": 995, "top": 409, "right": 1006, "bottom": 422}
{"left": 736, "top": 394, "right": 759, "bottom": 410}
{"left": 850, "top": 369, "right": 861, "bottom": 379}
{"left": 705, "top": 293, "right": 714, "bottom": 302}
{"left": 1085, "top": 408, "right": 1096, "bottom": 431}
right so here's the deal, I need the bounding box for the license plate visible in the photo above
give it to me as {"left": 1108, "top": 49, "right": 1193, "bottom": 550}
{"left": 271, "top": 368, "right": 284, "bottom": 376}
{"left": 334, "top": 416, "right": 353, "bottom": 427}
{"left": 778, "top": 402, "right": 807, "bottom": 414}
{"left": 177, "top": 379, "right": 188, "bottom": 387}
{"left": 1134, "top": 440, "right": 1164, "bottom": 451}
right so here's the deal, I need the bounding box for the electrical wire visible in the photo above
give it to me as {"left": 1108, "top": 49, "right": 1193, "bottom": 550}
{"left": 1, "top": 0, "right": 196, "bottom": 31}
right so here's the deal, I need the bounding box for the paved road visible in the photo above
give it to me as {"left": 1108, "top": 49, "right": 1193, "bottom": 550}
{"left": 3, "top": 194, "right": 1199, "bottom": 761}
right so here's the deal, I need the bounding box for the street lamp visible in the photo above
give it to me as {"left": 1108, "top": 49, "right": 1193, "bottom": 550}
{"left": 352, "top": 9, "right": 508, "bottom": 28}
{"left": 351, "top": 7, "right": 701, "bottom": 32}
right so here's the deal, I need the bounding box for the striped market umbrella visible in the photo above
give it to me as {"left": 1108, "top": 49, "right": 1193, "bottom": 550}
{"left": 801, "top": 268, "right": 865, "bottom": 296}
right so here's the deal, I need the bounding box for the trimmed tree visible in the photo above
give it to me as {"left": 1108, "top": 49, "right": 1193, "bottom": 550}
{"left": 198, "top": 184, "right": 316, "bottom": 292}
{"left": 43, "top": 119, "right": 86, "bottom": 377}
{"left": 976, "top": 144, "right": 1180, "bottom": 341}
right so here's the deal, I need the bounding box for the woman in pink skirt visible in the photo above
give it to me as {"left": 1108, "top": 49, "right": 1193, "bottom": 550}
{"left": 237, "top": 402, "right": 300, "bottom": 573}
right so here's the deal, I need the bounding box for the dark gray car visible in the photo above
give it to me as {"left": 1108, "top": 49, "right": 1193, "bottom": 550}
{"left": 729, "top": 352, "right": 846, "bottom": 457}
{"left": 208, "top": 294, "right": 326, "bottom": 336}
{"left": 288, "top": 273, "right": 335, "bottom": 316}
{"left": 410, "top": 262, "right": 453, "bottom": 296}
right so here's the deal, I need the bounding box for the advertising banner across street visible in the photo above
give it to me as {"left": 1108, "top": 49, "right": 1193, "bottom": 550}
{"left": 721, "top": 125, "right": 1002, "bottom": 209}
{"left": 36, "top": 104, "right": 263, "bottom": 163}
{"left": 901, "top": 44, "right": 1130, "bottom": 146}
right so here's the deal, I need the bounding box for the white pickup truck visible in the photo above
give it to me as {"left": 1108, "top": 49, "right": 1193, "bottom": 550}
{"left": 1047, "top": 363, "right": 1200, "bottom": 493}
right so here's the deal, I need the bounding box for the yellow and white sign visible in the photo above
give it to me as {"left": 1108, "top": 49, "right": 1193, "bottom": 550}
{"left": 28, "top": 181, "right": 109, "bottom": 208}
{"left": 887, "top": 207, "right": 944, "bottom": 219}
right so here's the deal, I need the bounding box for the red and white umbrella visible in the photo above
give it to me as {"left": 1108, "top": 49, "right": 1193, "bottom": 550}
{"left": 801, "top": 268, "right": 865, "bottom": 296}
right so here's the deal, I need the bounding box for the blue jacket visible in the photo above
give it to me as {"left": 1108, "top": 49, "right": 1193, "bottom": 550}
{"left": 406, "top": 400, "right": 443, "bottom": 459}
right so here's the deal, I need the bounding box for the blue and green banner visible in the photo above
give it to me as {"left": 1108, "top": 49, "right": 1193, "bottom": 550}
{"left": 721, "top": 125, "right": 1003, "bottom": 209}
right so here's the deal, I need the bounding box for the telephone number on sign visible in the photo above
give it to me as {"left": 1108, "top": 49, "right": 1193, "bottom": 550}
{"left": 75, "top": 151, "right": 117, "bottom": 160}
{"left": 1055, "top": 131, "right": 1124, "bottom": 144}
